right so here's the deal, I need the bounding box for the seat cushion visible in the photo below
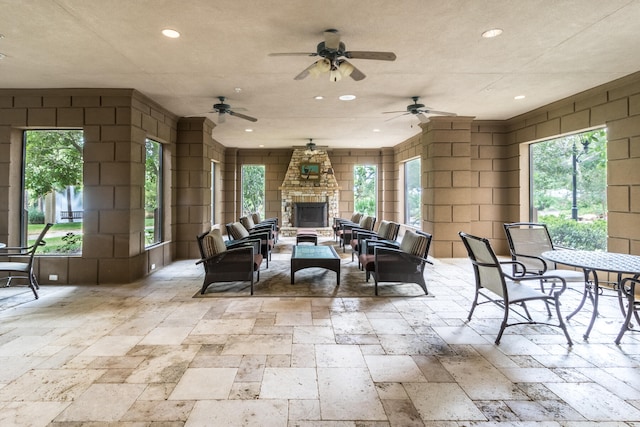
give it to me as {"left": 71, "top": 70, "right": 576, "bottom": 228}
{"left": 202, "top": 229, "right": 227, "bottom": 258}
{"left": 399, "top": 230, "right": 428, "bottom": 258}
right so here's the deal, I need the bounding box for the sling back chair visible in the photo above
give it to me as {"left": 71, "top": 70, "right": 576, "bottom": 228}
{"left": 459, "top": 231, "right": 572, "bottom": 345}
{"left": 0, "top": 223, "right": 53, "bottom": 299}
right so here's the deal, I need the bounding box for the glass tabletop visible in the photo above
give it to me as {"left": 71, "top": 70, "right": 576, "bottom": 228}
{"left": 292, "top": 245, "right": 338, "bottom": 259}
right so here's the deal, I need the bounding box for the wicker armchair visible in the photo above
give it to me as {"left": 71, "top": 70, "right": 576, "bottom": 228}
{"left": 349, "top": 220, "right": 400, "bottom": 266}
{"left": 226, "top": 221, "right": 274, "bottom": 268}
{"left": 196, "top": 229, "right": 263, "bottom": 295}
{"left": 358, "top": 229, "right": 432, "bottom": 295}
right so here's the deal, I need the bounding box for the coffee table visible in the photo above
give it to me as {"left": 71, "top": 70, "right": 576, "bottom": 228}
{"left": 291, "top": 245, "right": 340, "bottom": 285}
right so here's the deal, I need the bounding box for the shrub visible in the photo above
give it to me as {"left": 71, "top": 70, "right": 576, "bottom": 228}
{"left": 28, "top": 209, "right": 45, "bottom": 224}
{"left": 541, "top": 215, "right": 607, "bottom": 251}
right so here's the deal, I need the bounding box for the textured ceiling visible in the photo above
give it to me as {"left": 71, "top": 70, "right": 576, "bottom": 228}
{"left": 2, "top": 0, "right": 640, "bottom": 148}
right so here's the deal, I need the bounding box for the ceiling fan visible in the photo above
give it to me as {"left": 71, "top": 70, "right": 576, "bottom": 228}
{"left": 210, "top": 96, "right": 257, "bottom": 123}
{"left": 383, "top": 96, "right": 457, "bottom": 123}
{"left": 269, "top": 29, "right": 396, "bottom": 82}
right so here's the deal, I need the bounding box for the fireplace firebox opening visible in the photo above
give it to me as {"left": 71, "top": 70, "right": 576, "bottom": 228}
{"left": 294, "top": 202, "right": 328, "bottom": 227}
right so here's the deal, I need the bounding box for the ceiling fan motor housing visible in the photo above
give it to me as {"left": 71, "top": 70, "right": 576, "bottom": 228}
{"left": 408, "top": 103, "right": 425, "bottom": 113}
{"left": 316, "top": 41, "right": 347, "bottom": 58}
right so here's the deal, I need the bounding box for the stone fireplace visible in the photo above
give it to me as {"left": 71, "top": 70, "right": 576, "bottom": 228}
{"left": 280, "top": 147, "right": 339, "bottom": 236}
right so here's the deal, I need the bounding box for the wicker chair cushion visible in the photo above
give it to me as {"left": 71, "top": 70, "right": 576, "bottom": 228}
{"left": 359, "top": 215, "right": 374, "bottom": 230}
{"left": 399, "top": 230, "right": 429, "bottom": 258}
{"left": 228, "top": 222, "right": 250, "bottom": 239}
{"left": 240, "top": 216, "right": 256, "bottom": 230}
{"left": 202, "top": 229, "right": 227, "bottom": 258}
{"left": 351, "top": 212, "right": 363, "bottom": 223}
{"left": 251, "top": 213, "right": 261, "bottom": 224}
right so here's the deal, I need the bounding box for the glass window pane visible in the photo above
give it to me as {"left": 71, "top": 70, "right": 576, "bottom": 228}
{"left": 145, "top": 139, "right": 162, "bottom": 247}
{"left": 24, "top": 130, "right": 84, "bottom": 254}
{"left": 405, "top": 158, "right": 421, "bottom": 227}
{"left": 242, "top": 165, "right": 265, "bottom": 218}
{"left": 354, "top": 165, "right": 377, "bottom": 216}
{"left": 529, "top": 129, "right": 607, "bottom": 250}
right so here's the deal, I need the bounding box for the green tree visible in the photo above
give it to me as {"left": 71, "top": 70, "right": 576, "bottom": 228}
{"left": 242, "top": 165, "right": 265, "bottom": 217}
{"left": 354, "top": 165, "right": 377, "bottom": 215}
{"left": 25, "top": 130, "right": 84, "bottom": 219}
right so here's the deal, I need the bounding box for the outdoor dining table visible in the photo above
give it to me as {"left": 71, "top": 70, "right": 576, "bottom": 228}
{"left": 541, "top": 250, "right": 640, "bottom": 342}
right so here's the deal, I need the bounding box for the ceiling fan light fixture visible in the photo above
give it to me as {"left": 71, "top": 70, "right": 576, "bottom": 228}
{"left": 338, "top": 60, "right": 354, "bottom": 78}
{"left": 329, "top": 68, "right": 342, "bottom": 82}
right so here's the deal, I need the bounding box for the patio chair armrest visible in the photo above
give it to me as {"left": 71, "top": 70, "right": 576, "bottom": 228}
{"left": 197, "top": 244, "right": 255, "bottom": 265}
{"left": 226, "top": 238, "right": 261, "bottom": 253}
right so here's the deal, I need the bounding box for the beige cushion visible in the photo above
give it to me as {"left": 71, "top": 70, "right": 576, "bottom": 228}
{"left": 241, "top": 216, "right": 256, "bottom": 230}
{"left": 229, "top": 222, "right": 249, "bottom": 239}
{"left": 359, "top": 216, "right": 374, "bottom": 230}
{"left": 202, "top": 229, "right": 227, "bottom": 257}
{"left": 399, "top": 230, "right": 428, "bottom": 258}
{"left": 381, "top": 222, "right": 399, "bottom": 240}
{"left": 351, "top": 212, "right": 362, "bottom": 223}
{"left": 251, "top": 213, "right": 260, "bottom": 224}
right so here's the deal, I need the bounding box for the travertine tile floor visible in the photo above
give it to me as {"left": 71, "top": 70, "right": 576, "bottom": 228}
{"left": 1, "top": 236, "right": 640, "bottom": 426}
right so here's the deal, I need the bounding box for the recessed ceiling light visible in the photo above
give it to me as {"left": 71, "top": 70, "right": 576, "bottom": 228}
{"left": 514, "top": 95, "right": 525, "bottom": 100}
{"left": 314, "top": 96, "right": 324, "bottom": 100}
{"left": 245, "top": 128, "right": 253, "bottom": 132}
{"left": 372, "top": 129, "right": 381, "bottom": 132}
{"left": 339, "top": 94, "right": 356, "bottom": 101}
{"left": 234, "top": 87, "right": 242, "bottom": 93}
{"left": 161, "top": 29, "right": 180, "bottom": 38}
{"left": 0, "top": 53, "right": 5, "bottom": 60}
{"left": 258, "top": 144, "right": 264, "bottom": 147}
{"left": 481, "top": 28, "right": 503, "bottom": 38}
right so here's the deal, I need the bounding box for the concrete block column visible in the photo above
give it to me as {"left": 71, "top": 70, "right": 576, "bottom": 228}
{"left": 421, "top": 117, "right": 474, "bottom": 258}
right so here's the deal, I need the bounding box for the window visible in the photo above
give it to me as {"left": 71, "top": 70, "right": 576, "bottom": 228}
{"left": 404, "top": 158, "right": 421, "bottom": 227}
{"left": 242, "top": 164, "right": 265, "bottom": 218}
{"left": 23, "top": 130, "right": 84, "bottom": 254}
{"left": 354, "top": 164, "right": 377, "bottom": 216}
{"left": 145, "top": 139, "right": 162, "bottom": 247}
{"left": 529, "top": 128, "right": 607, "bottom": 250}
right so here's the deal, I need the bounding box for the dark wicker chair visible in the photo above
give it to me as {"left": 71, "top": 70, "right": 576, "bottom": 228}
{"left": 459, "top": 231, "right": 572, "bottom": 345}
{"left": 349, "top": 220, "right": 400, "bottom": 266}
{"left": 332, "top": 212, "right": 362, "bottom": 242}
{"left": 226, "top": 221, "right": 274, "bottom": 268}
{"left": 196, "top": 229, "right": 263, "bottom": 295}
{"left": 241, "top": 215, "right": 278, "bottom": 243}
{"left": 358, "top": 229, "right": 432, "bottom": 295}
{"left": 338, "top": 215, "right": 376, "bottom": 252}
{"left": 0, "top": 223, "right": 53, "bottom": 299}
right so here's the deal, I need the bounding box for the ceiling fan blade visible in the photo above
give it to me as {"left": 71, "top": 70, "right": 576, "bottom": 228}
{"left": 382, "top": 110, "right": 406, "bottom": 114}
{"left": 424, "top": 110, "right": 457, "bottom": 116}
{"left": 345, "top": 61, "right": 366, "bottom": 81}
{"left": 268, "top": 52, "right": 317, "bottom": 57}
{"left": 324, "top": 29, "right": 341, "bottom": 50}
{"left": 218, "top": 111, "right": 226, "bottom": 124}
{"left": 345, "top": 51, "right": 396, "bottom": 61}
{"left": 417, "top": 113, "right": 431, "bottom": 123}
{"left": 294, "top": 62, "right": 317, "bottom": 80}
{"left": 384, "top": 112, "right": 410, "bottom": 122}
{"left": 228, "top": 110, "right": 258, "bottom": 122}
